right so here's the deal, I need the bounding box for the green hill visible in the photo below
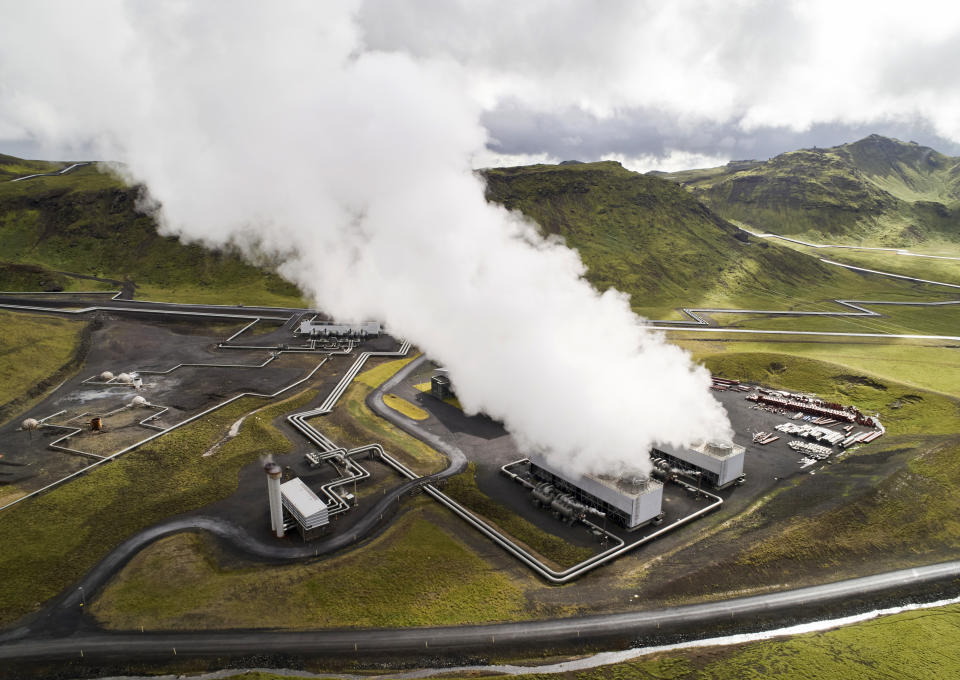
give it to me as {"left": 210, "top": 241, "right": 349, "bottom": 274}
{"left": 0, "top": 155, "right": 305, "bottom": 305}
{"left": 0, "top": 152, "right": 950, "bottom": 315}
{"left": 660, "top": 135, "right": 960, "bottom": 248}
{"left": 483, "top": 161, "right": 945, "bottom": 318}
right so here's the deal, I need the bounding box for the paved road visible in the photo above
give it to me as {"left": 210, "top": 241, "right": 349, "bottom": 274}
{"left": 1, "top": 559, "right": 957, "bottom": 662}
{"left": 741, "top": 227, "right": 960, "bottom": 262}
{"left": 0, "top": 294, "right": 306, "bottom": 320}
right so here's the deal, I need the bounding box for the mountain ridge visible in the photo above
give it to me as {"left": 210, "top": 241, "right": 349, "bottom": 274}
{"left": 659, "top": 134, "right": 960, "bottom": 247}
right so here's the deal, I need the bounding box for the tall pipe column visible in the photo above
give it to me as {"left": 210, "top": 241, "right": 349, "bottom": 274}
{"left": 265, "top": 462, "right": 284, "bottom": 538}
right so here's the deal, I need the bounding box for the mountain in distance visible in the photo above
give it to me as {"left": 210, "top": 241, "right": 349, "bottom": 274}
{"left": 657, "top": 135, "right": 960, "bottom": 248}
{"left": 0, "top": 151, "right": 930, "bottom": 315}
{"left": 483, "top": 161, "right": 848, "bottom": 316}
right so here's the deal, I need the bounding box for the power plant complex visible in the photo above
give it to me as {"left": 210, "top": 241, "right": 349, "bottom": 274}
{"left": 527, "top": 453, "right": 664, "bottom": 530}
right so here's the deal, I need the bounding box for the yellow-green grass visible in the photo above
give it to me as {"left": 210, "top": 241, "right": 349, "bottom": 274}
{"left": 0, "top": 154, "right": 65, "bottom": 181}
{"left": 780, "top": 239, "right": 960, "bottom": 283}
{"left": 135, "top": 281, "right": 309, "bottom": 308}
{"left": 674, "top": 337, "right": 960, "bottom": 401}
{"left": 215, "top": 602, "right": 960, "bottom": 679}
{"left": 0, "top": 387, "right": 317, "bottom": 625}
{"left": 354, "top": 355, "right": 418, "bottom": 389}
{"left": 631, "top": 271, "right": 957, "bottom": 322}
{"left": 0, "top": 310, "right": 86, "bottom": 424}
{"left": 91, "top": 505, "right": 534, "bottom": 630}
{"left": 706, "top": 304, "right": 960, "bottom": 337}
{"left": 318, "top": 357, "right": 446, "bottom": 475}
{"left": 444, "top": 463, "right": 596, "bottom": 569}
{"left": 382, "top": 393, "right": 429, "bottom": 420}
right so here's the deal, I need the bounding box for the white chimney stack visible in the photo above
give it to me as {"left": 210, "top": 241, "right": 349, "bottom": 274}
{"left": 265, "top": 462, "right": 284, "bottom": 538}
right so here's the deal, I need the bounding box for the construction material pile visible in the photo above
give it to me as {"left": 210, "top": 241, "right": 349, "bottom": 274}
{"left": 747, "top": 388, "right": 876, "bottom": 426}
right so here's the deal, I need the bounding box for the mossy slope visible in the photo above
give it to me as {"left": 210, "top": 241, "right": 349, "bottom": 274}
{"left": 663, "top": 134, "right": 960, "bottom": 247}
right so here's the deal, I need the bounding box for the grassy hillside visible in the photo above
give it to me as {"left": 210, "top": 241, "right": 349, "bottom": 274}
{"left": 0, "top": 153, "right": 65, "bottom": 182}
{"left": 0, "top": 310, "right": 87, "bottom": 425}
{"left": 0, "top": 156, "right": 305, "bottom": 305}
{"left": 661, "top": 135, "right": 960, "bottom": 248}
{"left": 483, "top": 161, "right": 953, "bottom": 317}
{"left": 91, "top": 507, "right": 534, "bottom": 630}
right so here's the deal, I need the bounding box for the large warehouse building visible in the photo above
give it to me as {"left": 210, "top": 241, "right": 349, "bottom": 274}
{"left": 653, "top": 440, "right": 745, "bottom": 488}
{"left": 528, "top": 454, "right": 663, "bottom": 530}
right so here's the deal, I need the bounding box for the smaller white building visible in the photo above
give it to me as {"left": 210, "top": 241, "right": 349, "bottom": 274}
{"left": 281, "top": 477, "right": 330, "bottom": 535}
{"left": 654, "top": 440, "right": 745, "bottom": 488}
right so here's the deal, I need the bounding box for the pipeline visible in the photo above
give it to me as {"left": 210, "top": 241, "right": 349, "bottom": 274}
{"left": 0, "top": 358, "right": 330, "bottom": 514}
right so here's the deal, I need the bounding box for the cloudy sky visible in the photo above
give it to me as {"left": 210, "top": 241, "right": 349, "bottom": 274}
{"left": 4, "top": 0, "right": 960, "bottom": 170}
{"left": 1, "top": 1, "right": 956, "bottom": 470}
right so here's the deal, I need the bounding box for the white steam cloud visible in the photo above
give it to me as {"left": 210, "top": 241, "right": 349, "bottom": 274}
{"left": 0, "top": 2, "right": 732, "bottom": 476}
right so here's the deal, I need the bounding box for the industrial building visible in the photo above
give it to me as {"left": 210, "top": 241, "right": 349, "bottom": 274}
{"left": 528, "top": 454, "right": 663, "bottom": 530}
{"left": 280, "top": 477, "right": 330, "bottom": 539}
{"left": 653, "top": 440, "right": 745, "bottom": 489}
{"left": 297, "top": 319, "right": 381, "bottom": 337}
{"left": 430, "top": 373, "right": 454, "bottom": 400}
{"left": 264, "top": 462, "right": 331, "bottom": 540}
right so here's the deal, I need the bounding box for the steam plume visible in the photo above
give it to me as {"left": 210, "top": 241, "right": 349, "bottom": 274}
{"left": 0, "top": 2, "right": 731, "bottom": 476}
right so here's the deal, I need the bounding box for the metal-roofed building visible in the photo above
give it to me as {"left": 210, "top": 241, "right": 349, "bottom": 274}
{"left": 528, "top": 454, "right": 663, "bottom": 530}
{"left": 431, "top": 374, "right": 453, "bottom": 400}
{"left": 654, "top": 440, "right": 745, "bottom": 488}
{"left": 297, "top": 319, "right": 381, "bottom": 337}
{"left": 281, "top": 477, "right": 330, "bottom": 539}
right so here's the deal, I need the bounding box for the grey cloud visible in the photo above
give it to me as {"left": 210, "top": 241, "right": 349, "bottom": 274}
{"left": 482, "top": 104, "right": 960, "bottom": 165}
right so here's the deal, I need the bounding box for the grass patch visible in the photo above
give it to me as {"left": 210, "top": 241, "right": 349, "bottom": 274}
{"left": 676, "top": 337, "right": 960, "bottom": 401}
{"left": 91, "top": 506, "right": 534, "bottom": 630}
{"left": 0, "top": 387, "right": 317, "bottom": 625}
{"left": 320, "top": 357, "right": 446, "bottom": 475}
{"left": 444, "top": 463, "right": 595, "bottom": 569}
{"left": 710, "top": 304, "right": 960, "bottom": 337}
{"left": 354, "top": 356, "right": 417, "bottom": 389}
{"left": 732, "top": 437, "right": 960, "bottom": 573}
{"left": 382, "top": 393, "right": 429, "bottom": 420}
{"left": 0, "top": 310, "right": 87, "bottom": 425}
